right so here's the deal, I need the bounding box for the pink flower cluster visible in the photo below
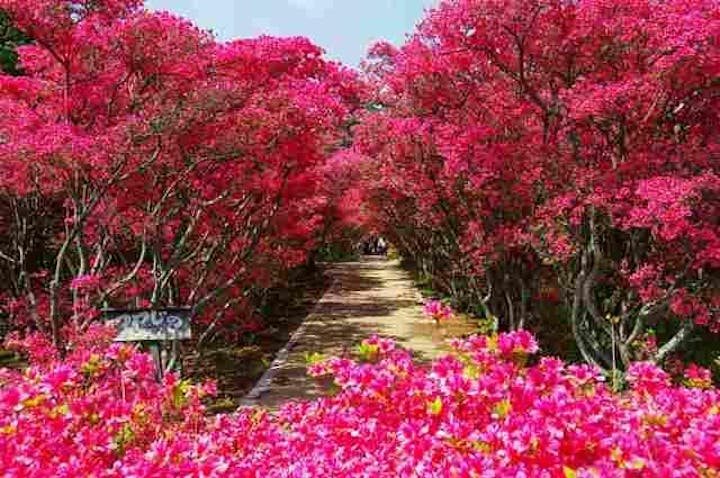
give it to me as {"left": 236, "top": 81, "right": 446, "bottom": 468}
{"left": 3, "top": 330, "right": 719, "bottom": 476}
{"left": 69, "top": 274, "right": 101, "bottom": 292}
{"left": 1, "top": 327, "right": 214, "bottom": 477}
{"left": 423, "top": 299, "right": 454, "bottom": 323}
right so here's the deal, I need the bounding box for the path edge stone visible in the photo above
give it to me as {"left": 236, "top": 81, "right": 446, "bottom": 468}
{"left": 239, "top": 276, "right": 337, "bottom": 407}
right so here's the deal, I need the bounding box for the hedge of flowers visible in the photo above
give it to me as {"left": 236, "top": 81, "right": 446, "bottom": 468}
{"left": 1, "top": 329, "right": 718, "bottom": 476}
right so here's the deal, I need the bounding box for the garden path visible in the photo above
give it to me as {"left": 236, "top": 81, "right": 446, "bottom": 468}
{"left": 241, "top": 256, "right": 477, "bottom": 410}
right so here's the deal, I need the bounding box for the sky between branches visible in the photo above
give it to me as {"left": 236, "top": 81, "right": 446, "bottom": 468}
{"left": 144, "top": 0, "right": 437, "bottom": 66}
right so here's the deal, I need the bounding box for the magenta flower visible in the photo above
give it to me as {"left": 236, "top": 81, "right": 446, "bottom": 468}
{"left": 422, "top": 299, "right": 454, "bottom": 323}
{"left": 69, "top": 274, "right": 100, "bottom": 291}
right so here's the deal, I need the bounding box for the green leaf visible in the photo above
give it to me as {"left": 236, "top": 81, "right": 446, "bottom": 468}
{"left": 304, "top": 351, "right": 325, "bottom": 365}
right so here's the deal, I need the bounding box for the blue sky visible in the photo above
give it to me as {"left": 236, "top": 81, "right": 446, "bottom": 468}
{"left": 144, "top": 0, "right": 437, "bottom": 67}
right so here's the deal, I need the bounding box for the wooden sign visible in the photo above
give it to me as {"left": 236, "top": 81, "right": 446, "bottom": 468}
{"left": 103, "top": 308, "right": 192, "bottom": 342}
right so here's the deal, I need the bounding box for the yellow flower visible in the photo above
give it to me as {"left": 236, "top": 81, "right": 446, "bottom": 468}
{"left": 427, "top": 397, "right": 443, "bottom": 415}
{"left": 22, "top": 394, "right": 47, "bottom": 409}
{"left": 493, "top": 399, "right": 511, "bottom": 419}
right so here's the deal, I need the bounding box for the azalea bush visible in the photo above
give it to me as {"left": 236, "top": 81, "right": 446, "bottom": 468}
{"left": 3, "top": 330, "right": 718, "bottom": 476}
{"left": 0, "top": 324, "right": 216, "bottom": 476}
{"left": 0, "top": 0, "right": 362, "bottom": 349}
{"left": 356, "top": 0, "right": 720, "bottom": 371}
{"left": 423, "top": 299, "right": 454, "bottom": 323}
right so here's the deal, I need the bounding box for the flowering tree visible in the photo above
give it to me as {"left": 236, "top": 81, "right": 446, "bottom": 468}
{"left": 357, "top": 0, "right": 719, "bottom": 371}
{"left": 0, "top": 0, "right": 360, "bottom": 349}
{"left": 312, "top": 151, "right": 369, "bottom": 261}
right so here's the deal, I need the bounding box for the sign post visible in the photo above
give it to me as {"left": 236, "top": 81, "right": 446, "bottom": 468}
{"left": 103, "top": 307, "right": 192, "bottom": 380}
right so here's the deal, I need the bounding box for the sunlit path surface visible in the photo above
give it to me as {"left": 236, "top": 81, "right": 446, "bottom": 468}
{"left": 242, "top": 256, "right": 477, "bottom": 410}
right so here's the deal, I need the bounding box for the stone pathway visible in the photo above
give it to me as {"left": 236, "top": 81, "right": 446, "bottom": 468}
{"left": 242, "top": 256, "right": 477, "bottom": 410}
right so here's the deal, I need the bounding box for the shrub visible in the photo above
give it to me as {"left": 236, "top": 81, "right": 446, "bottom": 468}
{"left": 4, "top": 330, "right": 717, "bottom": 476}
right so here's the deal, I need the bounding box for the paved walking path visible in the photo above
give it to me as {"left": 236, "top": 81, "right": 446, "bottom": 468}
{"left": 242, "top": 256, "right": 477, "bottom": 410}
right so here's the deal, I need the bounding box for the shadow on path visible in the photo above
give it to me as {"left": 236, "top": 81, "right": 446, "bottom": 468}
{"left": 242, "top": 256, "right": 477, "bottom": 410}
